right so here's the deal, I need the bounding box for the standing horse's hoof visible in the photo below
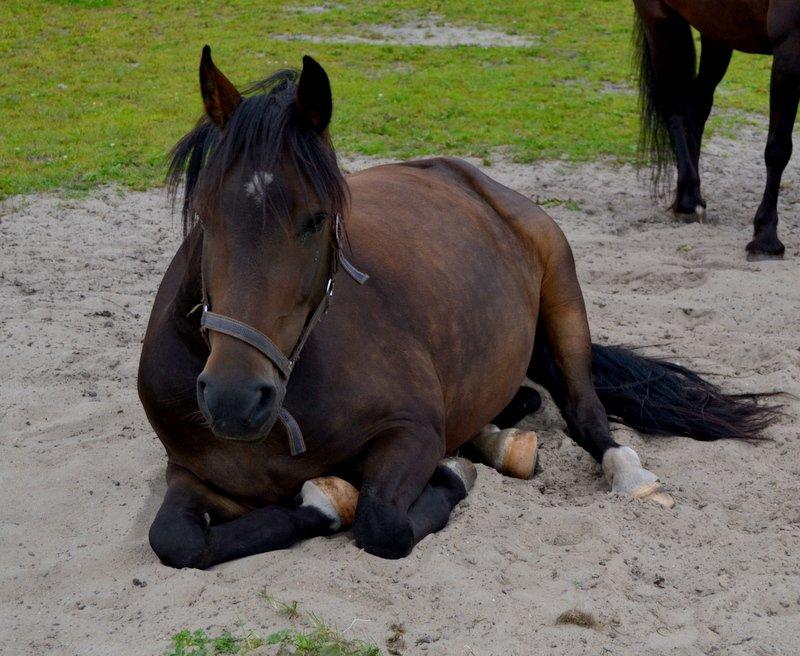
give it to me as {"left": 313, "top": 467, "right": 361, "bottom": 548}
{"left": 300, "top": 477, "right": 359, "bottom": 531}
{"left": 602, "top": 446, "right": 674, "bottom": 509}
{"left": 673, "top": 205, "right": 706, "bottom": 224}
{"left": 746, "top": 235, "right": 785, "bottom": 261}
{"left": 470, "top": 425, "right": 539, "bottom": 480}
{"left": 693, "top": 204, "right": 706, "bottom": 223}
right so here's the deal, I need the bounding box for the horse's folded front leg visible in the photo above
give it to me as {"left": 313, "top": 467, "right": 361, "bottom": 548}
{"left": 354, "top": 424, "right": 475, "bottom": 559}
{"left": 149, "top": 466, "right": 358, "bottom": 569}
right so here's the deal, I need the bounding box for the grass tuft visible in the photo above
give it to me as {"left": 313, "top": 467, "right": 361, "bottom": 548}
{"left": 166, "top": 629, "right": 263, "bottom": 656}
{"left": 536, "top": 197, "right": 582, "bottom": 212}
{"left": 259, "top": 591, "right": 302, "bottom": 620}
{"left": 166, "top": 597, "right": 382, "bottom": 655}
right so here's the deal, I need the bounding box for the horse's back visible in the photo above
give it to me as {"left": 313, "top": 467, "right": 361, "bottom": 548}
{"left": 348, "top": 157, "right": 559, "bottom": 260}
{"left": 344, "top": 157, "right": 552, "bottom": 307}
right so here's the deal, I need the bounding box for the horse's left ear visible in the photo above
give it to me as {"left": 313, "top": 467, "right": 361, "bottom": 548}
{"left": 199, "top": 45, "right": 243, "bottom": 130}
{"left": 294, "top": 55, "right": 332, "bottom": 133}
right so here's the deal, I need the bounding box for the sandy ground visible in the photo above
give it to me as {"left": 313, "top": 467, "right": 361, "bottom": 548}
{"left": 1, "top": 123, "right": 799, "bottom": 656}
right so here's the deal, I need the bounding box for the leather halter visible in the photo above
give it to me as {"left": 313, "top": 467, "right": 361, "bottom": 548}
{"left": 199, "top": 213, "right": 368, "bottom": 455}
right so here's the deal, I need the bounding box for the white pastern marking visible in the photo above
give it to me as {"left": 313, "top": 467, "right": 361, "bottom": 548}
{"left": 300, "top": 480, "right": 341, "bottom": 530}
{"left": 244, "top": 170, "right": 274, "bottom": 201}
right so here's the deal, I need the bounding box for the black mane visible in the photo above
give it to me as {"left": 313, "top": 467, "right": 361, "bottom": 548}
{"left": 167, "top": 69, "right": 348, "bottom": 235}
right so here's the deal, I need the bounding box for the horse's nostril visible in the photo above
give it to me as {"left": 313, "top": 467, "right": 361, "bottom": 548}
{"left": 249, "top": 384, "right": 278, "bottom": 427}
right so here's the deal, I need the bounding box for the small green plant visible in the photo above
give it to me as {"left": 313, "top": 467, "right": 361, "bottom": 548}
{"left": 537, "top": 197, "right": 582, "bottom": 212}
{"left": 166, "top": 629, "right": 263, "bottom": 656}
{"left": 265, "top": 613, "right": 382, "bottom": 655}
{"left": 166, "top": 597, "right": 382, "bottom": 655}
{"left": 259, "top": 591, "right": 301, "bottom": 620}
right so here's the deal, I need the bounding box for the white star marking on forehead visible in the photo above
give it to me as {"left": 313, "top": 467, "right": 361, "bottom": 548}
{"left": 244, "top": 171, "right": 274, "bottom": 201}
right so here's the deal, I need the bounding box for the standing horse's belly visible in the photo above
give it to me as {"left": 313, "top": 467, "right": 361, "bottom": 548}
{"left": 666, "top": 0, "right": 771, "bottom": 53}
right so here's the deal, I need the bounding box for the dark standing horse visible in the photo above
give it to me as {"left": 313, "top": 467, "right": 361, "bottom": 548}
{"left": 633, "top": 0, "right": 800, "bottom": 258}
{"left": 138, "top": 48, "right": 777, "bottom": 569}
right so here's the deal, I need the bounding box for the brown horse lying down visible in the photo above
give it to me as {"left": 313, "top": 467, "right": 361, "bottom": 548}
{"left": 138, "top": 49, "right": 777, "bottom": 569}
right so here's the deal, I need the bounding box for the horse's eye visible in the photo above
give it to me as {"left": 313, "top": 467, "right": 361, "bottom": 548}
{"left": 301, "top": 212, "right": 327, "bottom": 236}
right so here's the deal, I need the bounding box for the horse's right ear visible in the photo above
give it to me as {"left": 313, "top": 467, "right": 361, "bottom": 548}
{"left": 294, "top": 55, "right": 332, "bottom": 134}
{"left": 199, "top": 45, "right": 242, "bottom": 130}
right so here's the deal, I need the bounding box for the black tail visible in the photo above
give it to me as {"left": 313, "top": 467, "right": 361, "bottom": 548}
{"left": 592, "top": 344, "right": 781, "bottom": 441}
{"left": 632, "top": 12, "right": 693, "bottom": 195}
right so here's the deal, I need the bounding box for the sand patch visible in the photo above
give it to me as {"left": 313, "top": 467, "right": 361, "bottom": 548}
{"left": 276, "top": 16, "right": 539, "bottom": 48}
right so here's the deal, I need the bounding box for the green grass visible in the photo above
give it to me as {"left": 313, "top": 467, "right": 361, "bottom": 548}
{"left": 165, "top": 596, "right": 381, "bottom": 656}
{"left": 0, "top": 0, "right": 773, "bottom": 198}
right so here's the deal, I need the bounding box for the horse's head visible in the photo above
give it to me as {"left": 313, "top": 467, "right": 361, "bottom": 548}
{"left": 170, "top": 47, "right": 347, "bottom": 441}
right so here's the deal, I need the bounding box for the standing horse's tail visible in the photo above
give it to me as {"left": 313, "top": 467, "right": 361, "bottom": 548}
{"left": 633, "top": 12, "right": 693, "bottom": 193}
{"left": 591, "top": 344, "right": 781, "bottom": 440}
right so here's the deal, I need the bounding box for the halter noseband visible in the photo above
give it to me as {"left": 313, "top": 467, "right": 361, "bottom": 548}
{"left": 198, "top": 213, "right": 368, "bottom": 455}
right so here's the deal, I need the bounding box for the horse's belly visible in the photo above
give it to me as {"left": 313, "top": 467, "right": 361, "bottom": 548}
{"left": 667, "top": 0, "right": 771, "bottom": 53}
{"left": 344, "top": 163, "right": 543, "bottom": 450}
{"left": 440, "top": 287, "right": 537, "bottom": 450}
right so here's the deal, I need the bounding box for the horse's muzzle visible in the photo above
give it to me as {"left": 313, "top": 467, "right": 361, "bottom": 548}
{"left": 196, "top": 372, "right": 285, "bottom": 442}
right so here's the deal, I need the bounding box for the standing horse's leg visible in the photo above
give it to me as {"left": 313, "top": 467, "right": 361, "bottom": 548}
{"left": 686, "top": 36, "right": 732, "bottom": 175}
{"left": 747, "top": 9, "right": 800, "bottom": 259}
{"left": 149, "top": 464, "right": 358, "bottom": 569}
{"left": 353, "top": 423, "right": 475, "bottom": 558}
{"left": 529, "top": 230, "right": 673, "bottom": 507}
{"left": 635, "top": 0, "right": 704, "bottom": 218}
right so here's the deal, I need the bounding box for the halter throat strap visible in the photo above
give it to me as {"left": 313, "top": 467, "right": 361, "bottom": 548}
{"left": 198, "top": 214, "right": 368, "bottom": 455}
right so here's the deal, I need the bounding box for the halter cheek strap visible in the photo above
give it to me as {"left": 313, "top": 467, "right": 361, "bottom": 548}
{"left": 198, "top": 214, "right": 368, "bottom": 456}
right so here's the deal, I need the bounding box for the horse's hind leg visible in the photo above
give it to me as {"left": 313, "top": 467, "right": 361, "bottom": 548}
{"left": 687, "top": 37, "right": 732, "bottom": 176}
{"left": 635, "top": 0, "right": 704, "bottom": 217}
{"left": 747, "top": 8, "right": 800, "bottom": 259}
{"left": 149, "top": 464, "right": 358, "bottom": 568}
{"left": 490, "top": 386, "right": 542, "bottom": 429}
{"left": 530, "top": 230, "right": 673, "bottom": 507}
{"left": 530, "top": 330, "right": 672, "bottom": 508}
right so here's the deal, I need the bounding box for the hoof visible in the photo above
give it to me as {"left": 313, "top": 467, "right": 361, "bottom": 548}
{"left": 673, "top": 194, "right": 706, "bottom": 223}
{"left": 602, "top": 446, "right": 674, "bottom": 509}
{"left": 441, "top": 456, "right": 477, "bottom": 493}
{"left": 746, "top": 238, "right": 785, "bottom": 261}
{"left": 629, "top": 481, "right": 675, "bottom": 509}
{"left": 300, "top": 476, "right": 359, "bottom": 531}
{"left": 673, "top": 205, "right": 705, "bottom": 224}
{"left": 471, "top": 425, "right": 539, "bottom": 479}
{"left": 746, "top": 249, "right": 785, "bottom": 262}
{"left": 694, "top": 204, "right": 706, "bottom": 223}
